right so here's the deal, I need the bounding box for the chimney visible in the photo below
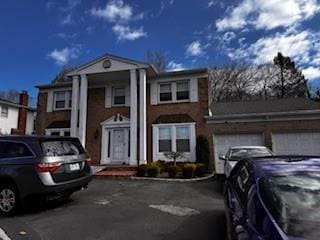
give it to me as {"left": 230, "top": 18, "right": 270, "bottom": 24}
{"left": 17, "top": 91, "right": 29, "bottom": 134}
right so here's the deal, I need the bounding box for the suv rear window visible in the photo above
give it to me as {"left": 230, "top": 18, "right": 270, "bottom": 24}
{"left": 41, "top": 139, "right": 85, "bottom": 157}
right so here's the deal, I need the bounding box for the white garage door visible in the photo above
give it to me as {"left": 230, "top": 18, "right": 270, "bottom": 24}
{"left": 214, "top": 134, "right": 264, "bottom": 174}
{"left": 272, "top": 132, "right": 320, "bottom": 155}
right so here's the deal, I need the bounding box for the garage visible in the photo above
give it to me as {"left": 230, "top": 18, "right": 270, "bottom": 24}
{"left": 272, "top": 132, "right": 320, "bottom": 155}
{"left": 213, "top": 133, "right": 264, "bottom": 174}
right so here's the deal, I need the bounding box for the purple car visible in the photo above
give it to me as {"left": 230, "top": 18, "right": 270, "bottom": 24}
{"left": 224, "top": 156, "right": 320, "bottom": 240}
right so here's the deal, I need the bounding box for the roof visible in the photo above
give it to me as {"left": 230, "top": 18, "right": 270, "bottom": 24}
{"left": 153, "top": 114, "right": 195, "bottom": 124}
{"left": 211, "top": 98, "right": 320, "bottom": 116}
{"left": 246, "top": 156, "right": 320, "bottom": 179}
{"left": 0, "top": 98, "right": 36, "bottom": 111}
{"left": 46, "top": 120, "right": 70, "bottom": 129}
{"left": 156, "top": 68, "right": 208, "bottom": 79}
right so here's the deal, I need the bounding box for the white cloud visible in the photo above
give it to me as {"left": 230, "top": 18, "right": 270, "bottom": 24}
{"left": 186, "top": 41, "right": 204, "bottom": 57}
{"left": 48, "top": 47, "right": 81, "bottom": 65}
{"left": 167, "top": 61, "right": 185, "bottom": 71}
{"left": 61, "top": 13, "right": 73, "bottom": 25}
{"left": 216, "top": 0, "right": 320, "bottom": 31}
{"left": 208, "top": 0, "right": 215, "bottom": 8}
{"left": 112, "top": 24, "right": 147, "bottom": 41}
{"left": 228, "top": 30, "right": 312, "bottom": 65}
{"left": 90, "top": 0, "right": 134, "bottom": 22}
{"left": 303, "top": 66, "right": 320, "bottom": 80}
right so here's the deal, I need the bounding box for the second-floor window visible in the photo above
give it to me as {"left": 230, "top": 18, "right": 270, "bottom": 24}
{"left": 1, "top": 106, "right": 8, "bottom": 118}
{"left": 159, "top": 80, "right": 190, "bottom": 103}
{"left": 113, "top": 86, "right": 126, "bottom": 106}
{"left": 54, "top": 91, "right": 72, "bottom": 110}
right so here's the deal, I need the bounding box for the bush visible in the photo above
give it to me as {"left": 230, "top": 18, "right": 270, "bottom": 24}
{"left": 167, "top": 165, "right": 180, "bottom": 178}
{"left": 196, "top": 135, "right": 210, "bottom": 168}
{"left": 154, "top": 160, "right": 166, "bottom": 173}
{"left": 146, "top": 164, "right": 160, "bottom": 178}
{"left": 195, "top": 163, "right": 206, "bottom": 177}
{"left": 182, "top": 163, "right": 196, "bottom": 178}
{"left": 137, "top": 164, "right": 147, "bottom": 177}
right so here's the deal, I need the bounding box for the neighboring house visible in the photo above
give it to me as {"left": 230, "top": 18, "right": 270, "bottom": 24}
{"left": 206, "top": 98, "right": 320, "bottom": 173}
{"left": 0, "top": 91, "right": 36, "bottom": 135}
{"left": 35, "top": 54, "right": 210, "bottom": 166}
{"left": 35, "top": 53, "right": 320, "bottom": 170}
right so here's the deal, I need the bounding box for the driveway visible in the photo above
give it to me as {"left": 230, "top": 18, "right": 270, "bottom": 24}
{"left": 0, "top": 178, "right": 226, "bottom": 240}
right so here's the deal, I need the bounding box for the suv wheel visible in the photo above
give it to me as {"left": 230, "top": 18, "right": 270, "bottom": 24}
{"left": 0, "top": 184, "right": 19, "bottom": 216}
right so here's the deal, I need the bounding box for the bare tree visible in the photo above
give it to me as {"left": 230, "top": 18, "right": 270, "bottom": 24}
{"left": 145, "top": 50, "right": 168, "bottom": 72}
{"left": 51, "top": 66, "right": 77, "bottom": 84}
{"left": 0, "top": 89, "right": 20, "bottom": 102}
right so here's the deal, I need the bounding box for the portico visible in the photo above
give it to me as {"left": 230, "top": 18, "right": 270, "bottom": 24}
{"left": 66, "top": 55, "right": 156, "bottom": 166}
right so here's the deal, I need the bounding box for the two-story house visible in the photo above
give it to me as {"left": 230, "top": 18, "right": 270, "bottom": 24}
{"left": 0, "top": 91, "right": 35, "bottom": 135}
{"left": 35, "top": 54, "right": 211, "bottom": 166}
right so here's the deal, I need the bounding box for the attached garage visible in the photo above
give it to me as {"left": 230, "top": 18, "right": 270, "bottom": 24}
{"left": 213, "top": 133, "right": 264, "bottom": 174}
{"left": 272, "top": 132, "right": 320, "bottom": 155}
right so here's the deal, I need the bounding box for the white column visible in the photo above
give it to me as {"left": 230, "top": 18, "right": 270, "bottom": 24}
{"left": 71, "top": 75, "right": 79, "bottom": 137}
{"left": 130, "top": 69, "right": 138, "bottom": 165}
{"left": 79, "top": 74, "right": 88, "bottom": 147}
{"left": 139, "top": 69, "right": 147, "bottom": 164}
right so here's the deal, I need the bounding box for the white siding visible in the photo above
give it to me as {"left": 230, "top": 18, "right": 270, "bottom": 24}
{"left": 26, "top": 111, "right": 35, "bottom": 135}
{"left": 0, "top": 105, "right": 19, "bottom": 135}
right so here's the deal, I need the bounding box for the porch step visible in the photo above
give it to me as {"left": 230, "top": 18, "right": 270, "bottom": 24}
{"left": 94, "top": 170, "right": 137, "bottom": 178}
{"left": 94, "top": 165, "right": 138, "bottom": 172}
{"left": 92, "top": 165, "right": 137, "bottom": 178}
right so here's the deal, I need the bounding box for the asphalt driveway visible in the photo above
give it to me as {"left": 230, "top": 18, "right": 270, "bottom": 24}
{"left": 0, "top": 178, "right": 226, "bottom": 240}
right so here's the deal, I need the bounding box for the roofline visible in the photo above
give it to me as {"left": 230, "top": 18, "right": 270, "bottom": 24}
{"left": 0, "top": 99, "right": 36, "bottom": 112}
{"left": 65, "top": 53, "right": 158, "bottom": 76}
{"left": 155, "top": 68, "right": 208, "bottom": 79}
{"left": 205, "top": 109, "right": 320, "bottom": 123}
{"left": 35, "top": 82, "right": 72, "bottom": 90}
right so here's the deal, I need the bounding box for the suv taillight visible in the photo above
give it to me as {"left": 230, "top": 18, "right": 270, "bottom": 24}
{"left": 36, "top": 162, "right": 62, "bottom": 173}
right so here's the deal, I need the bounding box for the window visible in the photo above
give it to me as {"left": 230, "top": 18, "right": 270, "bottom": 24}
{"left": 159, "top": 127, "right": 172, "bottom": 152}
{"left": 176, "top": 126, "right": 190, "bottom": 152}
{"left": 0, "top": 142, "right": 33, "bottom": 159}
{"left": 159, "top": 83, "right": 172, "bottom": 102}
{"left": 113, "top": 87, "right": 126, "bottom": 105}
{"left": 46, "top": 129, "right": 71, "bottom": 136}
{"left": 54, "top": 91, "right": 72, "bottom": 110}
{"left": 159, "top": 80, "right": 190, "bottom": 103}
{"left": 176, "top": 81, "right": 189, "bottom": 100}
{"left": 1, "top": 106, "right": 8, "bottom": 118}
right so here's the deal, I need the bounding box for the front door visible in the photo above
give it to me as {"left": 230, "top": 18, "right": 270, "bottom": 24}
{"left": 112, "top": 129, "right": 126, "bottom": 162}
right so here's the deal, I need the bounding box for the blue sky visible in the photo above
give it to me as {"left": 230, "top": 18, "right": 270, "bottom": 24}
{"left": 1, "top": 0, "right": 320, "bottom": 98}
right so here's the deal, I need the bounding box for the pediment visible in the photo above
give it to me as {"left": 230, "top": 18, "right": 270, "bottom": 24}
{"left": 101, "top": 114, "right": 130, "bottom": 126}
{"left": 67, "top": 54, "right": 151, "bottom": 76}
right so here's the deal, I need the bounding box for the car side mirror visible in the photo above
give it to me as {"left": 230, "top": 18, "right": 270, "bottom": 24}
{"left": 219, "top": 155, "right": 226, "bottom": 161}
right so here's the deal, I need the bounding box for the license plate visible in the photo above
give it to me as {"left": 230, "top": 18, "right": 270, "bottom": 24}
{"left": 69, "top": 163, "right": 80, "bottom": 171}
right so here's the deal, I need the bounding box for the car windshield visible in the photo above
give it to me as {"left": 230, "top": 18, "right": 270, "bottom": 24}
{"left": 259, "top": 173, "right": 320, "bottom": 239}
{"left": 41, "top": 139, "right": 85, "bottom": 157}
{"left": 229, "top": 148, "right": 271, "bottom": 161}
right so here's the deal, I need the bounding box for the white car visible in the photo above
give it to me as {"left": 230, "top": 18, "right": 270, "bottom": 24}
{"left": 220, "top": 146, "right": 273, "bottom": 177}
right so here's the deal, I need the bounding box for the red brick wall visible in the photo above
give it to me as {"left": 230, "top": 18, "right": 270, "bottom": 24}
{"left": 147, "top": 77, "right": 213, "bottom": 163}
{"left": 86, "top": 87, "right": 130, "bottom": 164}
{"left": 35, "top": 92, "right": 71, "bottom": 135}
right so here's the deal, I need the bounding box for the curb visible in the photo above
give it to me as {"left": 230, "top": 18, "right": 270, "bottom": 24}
{"left": 130, "top": 173, "right": 215, "bottom": 182}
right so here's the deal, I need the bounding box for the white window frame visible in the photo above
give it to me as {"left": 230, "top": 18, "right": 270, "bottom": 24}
{"left": 1, "top": 105, "right": 9, "bottom": 118}
{"left": 45, "top": 128, "right": 71, "bottom": 136}
{"left": 112, "top": 86, "right": 126, "bottom": 107}
{"left": 158, "top": 80, "right": 190, "bottom": 103}
{"left": 152, "top": 122, "right": 196, "bottom": 162}
{"left": 53, "top": 91, "right": 72, "bottom": 111}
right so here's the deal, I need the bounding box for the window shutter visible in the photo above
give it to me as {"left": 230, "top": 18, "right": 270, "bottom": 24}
{"left": 125, "top": 85, "right": 130, "bottom": 106}
{"left": 190, "top": 78, "right": 198, "bottom": 102}
{"left": 150, "top": 81, "right": 158, "bottom": 105}
{"left": 105, "top": 86, "right": 112, "bottom": 108}
{"left": 46, "top": 91, "right": 53, "bottom": 112}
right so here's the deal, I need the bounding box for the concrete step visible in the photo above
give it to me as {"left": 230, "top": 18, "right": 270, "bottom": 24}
{"left": 94, "top": 170, "right": 137, "bottom": 178}
{"left": 93, "top": 164, "right": 138, "bottom": 172}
